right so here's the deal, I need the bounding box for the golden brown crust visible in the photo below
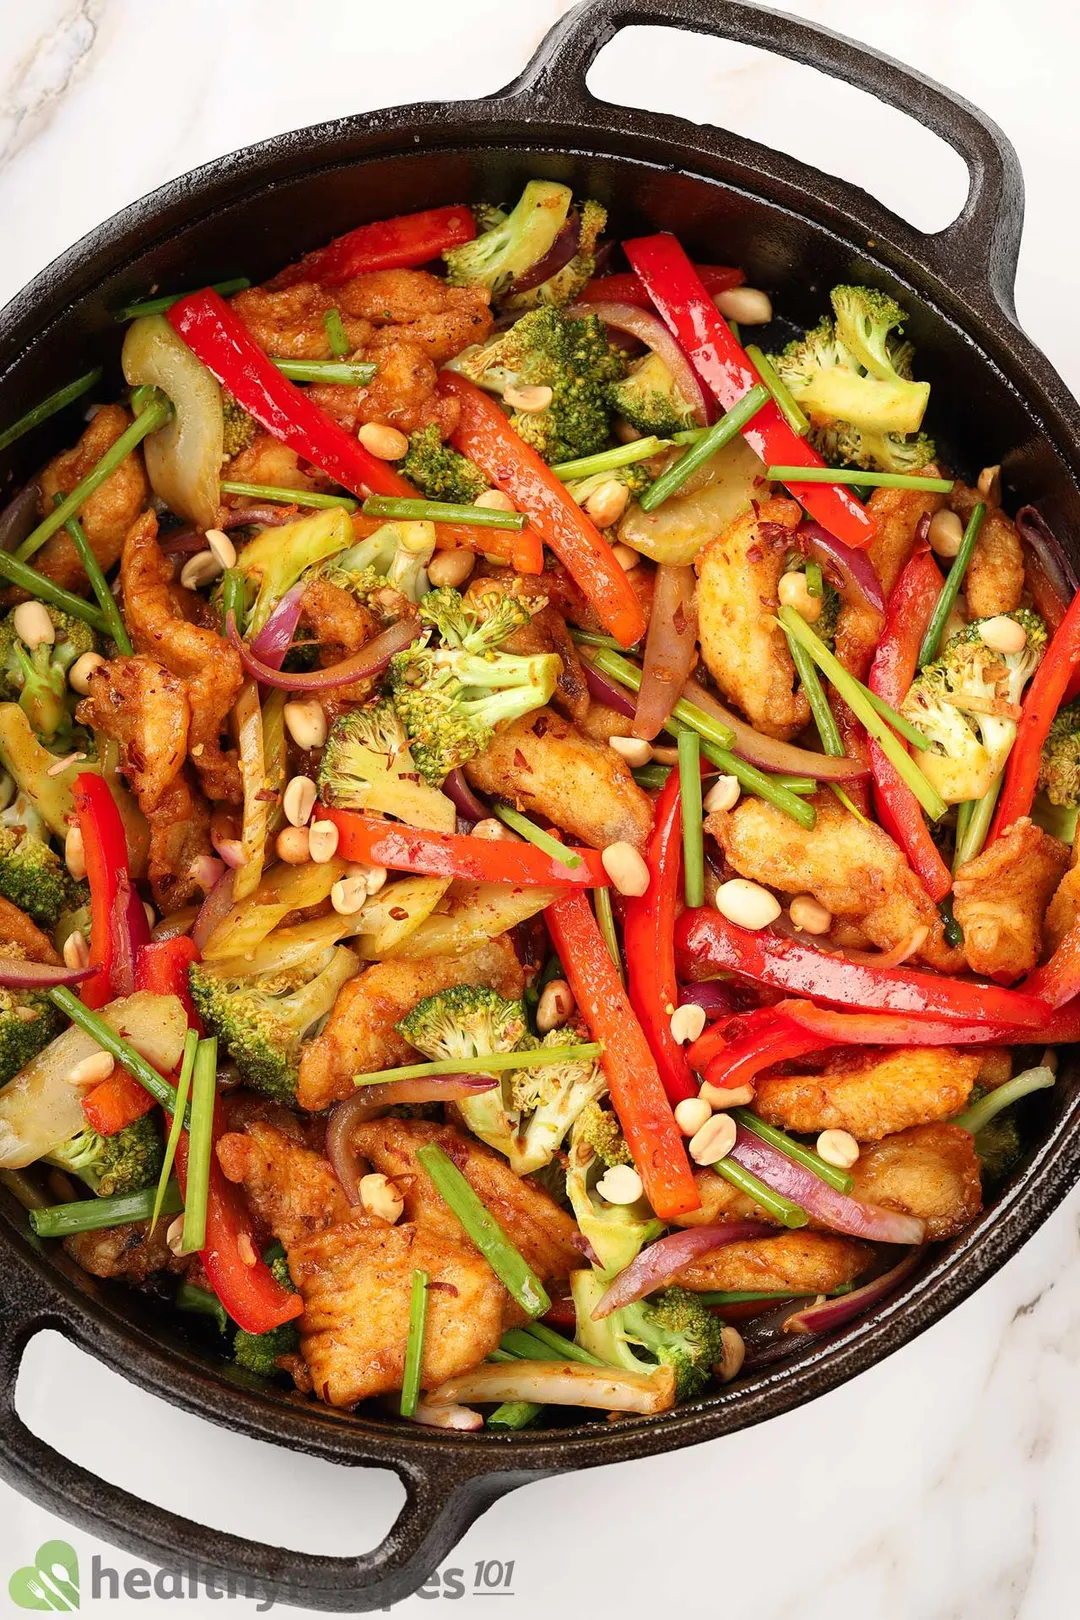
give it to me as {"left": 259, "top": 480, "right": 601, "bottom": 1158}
{"left": 950, "top": 483, "right": 1024, "bottom": 618}
{"left": 673, "top": 1230, "right": 871, "bottom": 1293}
{"left": 754, "top": 1047, "right": 980, "bottom": 1141}
{"left": 848, "top": 1123, "right": 982, "bottom": 1241}
{"left": 77, "top": 655, "right": 189, "bottom": 813}
{"left": 835, "top": 480, "right": 946, "bottom": 681}
{"left": 953, "top": 816, "right": 1070, "bottom": 981}
{"left": 0, "top": 897, "right": 61, "bottom": 964}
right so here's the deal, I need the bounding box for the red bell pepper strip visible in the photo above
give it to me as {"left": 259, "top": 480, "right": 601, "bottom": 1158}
{"left": 136, "top": 936, "right": 203, "bottom": 1030}
{"left": 321, "top": 806, "right": 608, "bottom": 887}
{"left": 990, "top": 588, "right": 1080, "bottom": 840}
{"left": 622, "top": 772, "right": 697, "bottom": 1105}
{"left": 73, "top": 772, "right": 144, "bottom": 1010}
{"left": 577, "top": 264, "right": 745, "bottom": 310}
{"left": 777, "top": 997, "right": 1043, "bottom": 1048}
{"left": 622, "top": 234, "right": 876, "bottom": 550}
{"left": 867, "top": 544, "right": 953, "bottom": 902}
{"left": 174, "top": 1102, "right": 302, "bottom": 1336}
{"left": 702, "top": 1015, "right": 832, "bottom": 1091}
{"left": 1023, "top": 919, "right": 1080, "bottom": 1008}
{"left": 674, "top": 906, "right": 1051, "bottom": 1028}
{"left": 271, "top": 204, "right": 476, "bottom": 288}
{"left": 168, "top": 290, "right": 543, "bottom": 575}
{"left": 82, "top": 1069, "right": 156, "bottom": 1136}
{"left": 685, "top": 1004, "right": 827, "bottom": 1078}
{"left": 546, "top": 890, "right": 699, "bottom": 1219}
{"left": 439, "top": 370, "right": 647, "bottom": 647}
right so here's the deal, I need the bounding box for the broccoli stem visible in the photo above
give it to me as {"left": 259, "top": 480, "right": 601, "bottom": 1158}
{"left": 0, "top": 368, "right": 103, "bottom": 454}
{"left": 54, "top": 498, "right": 132, "bottom": 655}
{"left": 179, "top": 1036, "right": 218, "bottom": 1253}
{"left": 399, "top": 1267, "right": 429, "bottom": 1419}
{"left": 954, "top": 774, "right": 1002, "bottom": 870}
{"left": 745, "top": 346, "right": 810, "bottom": 437}
{"left": 323, "top": 308, "right": 350, "bottom": 358}
{"left": 151, "top": 1028, "right": 199, "bottom": 1232}
{"left": 0, "top": 549, "right": 109, "bottom": 634}
{"left": 48, "top": 987, "right": 184, "bottom": 1117}
{"left": 917, "top": 503, "right": 987, "bottom": 667}
{"left": 361, "top": 495, "right": 527, "bottom": 531}
{"left": 30, "top": 1179, "right": 182, "bottom": 1238}
{"left": 175, "top": 1281, "right": 229, "bottom": 1334}
{"left": 490, "top": 802, "right": 582, "bottom": 868}
{"left": 952, "top": 1063, "right": 1056, "bottom": 1135}
{"left": 272, "top": 358, "right": 377, "bottom": 385}
{"left": 731, "top": 1108, "right": 854, "bottom": 1194}
{"left": 551, "top": 435, "right": 675, "bottom": 482}
{"left": 352, "top": 1042, "right": 603, "bottom": 1087}
{"left": 639, "top": 385, "right": 770, "bottom": 513}
{"left": 678, "top": 729, "right": 704, "bottom": 908}
{"left": 766, "top": 466, "right": 955, "bottom": 493}
{"left": 593, "top": 886, "right": 623, "bottom": 982}
{"left": 779, "top": 606, "right": 947, "bottom": 822}
{"left": 114, "top": 279, "right": 251, "bottom": 322}
{"left": 220, "top": 480, "right": 358, "bottom": 512}
{"left": 17, "top": 390, "right": 174, "bottom": 562}
{"left": 416, "top": 1141, "right": 550, "bottom": 1318}
{"left": 713, "top": 1158, "right": 809, "bottom": 1228}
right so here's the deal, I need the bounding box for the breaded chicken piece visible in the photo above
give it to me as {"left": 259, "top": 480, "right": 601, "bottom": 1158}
{"left": 950, "top": 482, "right": 1024, "bottom": 618}
{"left": 707, "top": 793, "right": 961, "bottom": 970}
{"left": 296, "top": 936, "right": 524, "bottom": 1111}
{"left": 77, "top": 655, "right": 189, "bottom": 813}
{"left": 464, "top": 708, "right": 653, "bottom": 852}
{"left": 336, "top": 269, "right": 494, "bottom": 365}
{"left": 349, "top": 1117, "right": 583, "bottom": 1288}
{"left": 578, "top": 702, "right": 634, "bottom": 743}
{"left": 18, "top": 405, "right": 150, "bottom": 599}
{"left": 672, "top": 1169, "right": 772, "bottom": 1227}
{"left": 694, "top": 496, "right": 809, "bottom": 740}
{"left": 230, "top": 281, "right": 372, "bottom": 360}
{"left": 977, "top": 1048, "right": 1013, "bottom": 1088}
{"left": 953, "top": 817, "right": 1069, "bottom": 982}
{"left": 464, "top": 577, "right": 590, "bottom": 725}
{"left": 754, "top": 1047, "right": 980, "bottom": 1141}
{"left": 1046, "top": 849, "right": 1080, "bottom": 954}
{"left": 144, "top": 768, "right": 213, "bottom": 914}
{"left": 64, "top": 1219, "right": 184, "bottom": 1282}
{"left": 673, "top": 1230, "right": 871, "bottom": 1293}
{"left": 316, "top": 339, "right": 460, "bottom": 439}
{"left": 849, "top": 1123, "right": 982, "bottom": 1240}
{"left": 835, "top": 480, "right": 947, "bottom": 681}
{"left": 0, "top": 897, "right": 61, "bottom": 964}
{"left": 122, "top": 512, "right": 243, "bottom": 802}
{"left": 299, "top": 577, "right": 382, "bottom": 705}
{"left": 218, "top": 1122, "right": 504, "bottom": 1406}
{"left": 224, "top": 432, "right": 317, "bottom": 494}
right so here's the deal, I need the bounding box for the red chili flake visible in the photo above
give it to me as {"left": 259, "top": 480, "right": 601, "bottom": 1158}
{"left": 513, "top": 748, "right": 531, "bottom": 771}
{"left": 389, "top": 906, "right": 408, "bottom": 920}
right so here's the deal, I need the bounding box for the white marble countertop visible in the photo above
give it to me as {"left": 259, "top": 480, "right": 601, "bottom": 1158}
{"left": 2, "top": 3, "right": 1079, "bottom": 1616}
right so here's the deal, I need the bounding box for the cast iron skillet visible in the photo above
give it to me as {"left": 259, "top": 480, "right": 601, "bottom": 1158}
{"left": 1, "top": 0, "right": 1078, "bottom": 1609}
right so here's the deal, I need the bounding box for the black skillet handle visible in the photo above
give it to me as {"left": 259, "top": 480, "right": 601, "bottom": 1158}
{"left": 0, "top": 1243, "right": 524, "bottom": 1613}
{"left": 502, "top": 0, "right": 1024, "bottom": 315}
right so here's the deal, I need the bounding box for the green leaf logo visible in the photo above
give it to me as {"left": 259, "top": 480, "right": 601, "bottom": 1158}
{"left": 9, "top": 1540, "right": 80, "bottom": 1610}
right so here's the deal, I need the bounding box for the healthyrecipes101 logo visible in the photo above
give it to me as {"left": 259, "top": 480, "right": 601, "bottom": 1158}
{"left": 10, "top": 1541, "right": 80, "bottom": 1610}
{"left": 9, "top": 1540, "right": 277, "bottom": 1610}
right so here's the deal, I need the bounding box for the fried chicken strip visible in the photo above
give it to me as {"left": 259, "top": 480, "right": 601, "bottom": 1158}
{"left": 848, "top": 1123, "right": 982, "bottom": 1240}
{"left": 950, "top": 482, "right": 1024, "bottom": 618}
{"left": 754, "top": 1047, "right": 980, "bottom": 1141}
{"left": 953, "top": 816, "right": 1069, "bottom": 982}
{"left": 673, "top": 1231, "right": 871, "bottom": 1293}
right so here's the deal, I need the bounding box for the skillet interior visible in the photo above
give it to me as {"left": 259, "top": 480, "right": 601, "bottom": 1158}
{"left": 2, "top": 1, "right": 1080, "bottom": 1609}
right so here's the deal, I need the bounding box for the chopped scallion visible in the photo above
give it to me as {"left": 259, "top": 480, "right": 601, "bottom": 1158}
{"left": 323, "top": 308, "right": 350, "bottom": 358}
{"left": 0, "top": 368, "right": 102, "bottom": 454}
{"left": 56, "top": 499, "right": 132, "bottom": 654}
{"left": 31, "top": 1181, "right": 182, "bottom": 1238}
{"left": 766, "top": 465, "right": 955, "bottom": 493}
{"left": 400, "top": 1268, "right": 429, "bottom": 1418}
{"left": 0, "top": 549, "right": 109, "bottom": 634}
{"left": 731, "top": 1109, "right": 854, "bottom": 1194}
{"left": 640, "top": 385, "right": 769, "bottom": 512}
{"left": 151, "top": 1028, "right": 199, "bottom": 1232}
{"left": 745, "top": 345, "right": 809, "bottom": 436}
{"left": 362, "top": 495, "right": 527, "bottom": 530}
{"left": 273, "top": 358, "right": 376, "bottom": 385}
{"left": 551, "top": 436, "right": 671, "bottom": 481}
{"left": 114, "top": 278, "right": 251, "bottom": 322}
{"left": 219, "top": 480, "right": 357, "bottom": 512}
{"left": 713, "top": 1158, "right": 808, "bottom": 1228}
{"left": 593, "top": 886, "right": 623, "bottom": 981}
{"left": 179, "top": 1035, "right": 217, "bottom": 1253}
{"left": 917, "top": 503, "right": 986, "bottom": 667}
{"left": 952, "top": 1063, "right": 1055, "bottom": 1135}
{"left": 491, "top": 802, "right": 582, "bottom": 867}
{"left": 353, "top": 1042, "right": 603, "bottom": 1088}
{"left": 678, "top": 728, "right": 704, "bottom": 907}
{"left": 416, "top": 1141, "right": 550, "bottom": 1317}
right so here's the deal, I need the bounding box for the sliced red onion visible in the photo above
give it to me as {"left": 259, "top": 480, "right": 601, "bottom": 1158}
{"left": 326, "top": 1076, "right": 498, "bottom": 1205}
{"left": 405, "top": 1401, "right": 483, "bottom": 1431}
{"left": 1016, "top": 505, "right": 1079, "bottom": 599}
{"left": 729, "top": 1126, "right": 926, "bottom": 1245}
{"left": 677, "top": 982, "right": 741, "bottom": 1020}
{"left": 568, "top": 299, "right": 709, "bottom": 426}
{"left": 444, "top": 769, "right": 488, "bottom": 824}
{"left": 798, "top": 521, "right": 885, "bottom": 615}
{"left": 592, "top": 1222, "right": 774, "bottom": 1318}
{"left": 191, "top": 866, "right": 235, "bottom": 953}
{"left": 684, "top": 676, "right": 868, "bottom": 781}
{"left": 0, "top": 482, "right": 42, "bottom": 554}
{"left": 634, "top": 564, "right": 698, "bottom": 740}
{"left": 109, "top": 870, "right": 151, "bottom": 998}
{"left": 580, "top": 656, "right": 637, "bottom": 718}
{"left": 0, "top": 958, "right": 94, "bottom": 988}
{"left": 782, "top": 1248, "right": 924, "bottom": 1335}
{"left": 227, "top": 610, "right": 418, "bottom": 692}
{"left": 511, "top": 214, "right": 581, "bottom": 295}
{"left": 249, "top": 584, "right": 304, "bottom": 670}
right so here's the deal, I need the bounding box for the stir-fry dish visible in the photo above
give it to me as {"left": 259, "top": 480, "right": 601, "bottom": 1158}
{"left": 1, "top": 182, "right": 1078, "bottom": 1428}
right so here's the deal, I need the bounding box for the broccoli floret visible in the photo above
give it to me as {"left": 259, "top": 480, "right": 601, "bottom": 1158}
{"left": 1039, "top": 700, "right": 1080, "bottom": 809}
{"left": 564, "top": 462, "right": 653, "bottom": 523}
{"left": 973, "top": 1114, "right": 1022, "bottom": 1182}
{"left": 0, "top": 985, "right": 64, "bottom": 1088}
{"left": 782, "top": 553, "right": 841, "bottom": 648}
{"left": 221, "top": 391, "right": 258, "bottom": 460}
{"left": 448, "top": 305, "right": 626, "bottom": 464}
{"left": 565, "top": 1107, "right": 660, "bottom": 1274}
{"left": 444, "top": 181, "right": 575, "bottom": 296}
{"left": 397, "top": 983, "right": 526, "bottom": 1155}
{"left": 901, "top": 610, "right": 1048, "bottom": 804}
{"left": 321, "top": 521, "right": 436, "bottom": 610}
{"left": 190, "top": 946, "right": 359, "bottom": 1104}
{"left": 769, "top": 286, "right": 934, "bottom": 473}
{"left": 232, "top": 1240, "right": 300, "bottom": 1375}
{"left": 318, "top": 699, "right": 455, "bottom": 830}
{"left": 0, "top": 607, "right": 95, "bottom": 744}
{"left": 572, "top": 1271, "right": 725, "bottom": 1402}
{"left": 388, "top": 587, "right": 559, "bottom": 784}
{"left": 504, "top": 198, "right": 608, "bottom": 311}
{"left": 236, "top": 505, "right": 353, "bottom": 635}
{"left": 0, "top": 824, "right": 76, "bottom": 929}
{"left": 399, "top": 424, "right": 489, "bottom": 505}
{"left": 43, "top": 1112, "right": 163, "bottom": 1198}
{"left": 508, "top": 1027, "right": 607, "bottom": 1174}
{"left": 607, "top": 351, "right": 699, "bottom": 438}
